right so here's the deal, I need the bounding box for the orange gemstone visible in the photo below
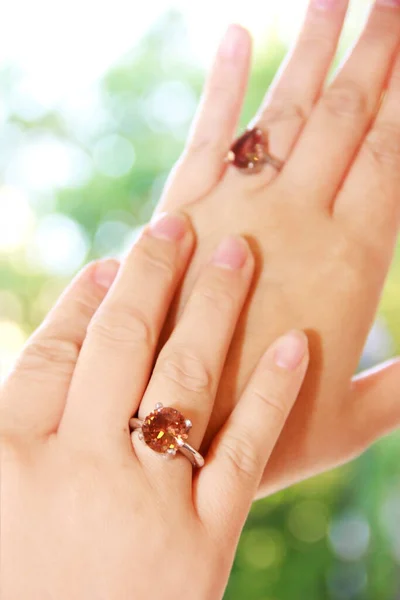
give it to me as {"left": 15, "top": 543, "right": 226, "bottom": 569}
{"left": 142, "top": 407, "right": 189, "bottom": 454}
{"left": 229, "top": 127, "right": 267, "bottom": 173}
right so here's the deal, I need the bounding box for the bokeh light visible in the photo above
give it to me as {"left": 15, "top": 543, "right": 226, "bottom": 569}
{"left": 27, "top": 214, "right": 89, "bottom": 276}
{"left": 94, "top": 217, "right": 135, "bottom": 256}
{"left": 328, "top": 513, "right": 370, "bottom": 562}
{"left": 239, "top": 528, "right": 286, "bottom": 571}
{"left": 327, "top": 563, "right": 368, "bottom": 600}
{"left": 144, "top": 80, "right": 197, "bottom": 131}
{"left": 5, "top": 134, "right": 93, "bottom": 191}
{"left": 93, "top": 134, "right": 136, "bottom": 178}
{"left": 287, "top": 500, "right": 329, "bottom": 544}
{"left": 0, "top": 185, "right": 34, "bottom": 252}
{"left": 0, "top": 320, "right": 27, "bottom": 380}
{"left": 2, "top": 1, "right": 398, "bottom": 598}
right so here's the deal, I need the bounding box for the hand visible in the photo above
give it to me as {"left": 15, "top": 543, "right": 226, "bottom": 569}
{"left": 158, "top": 0, "right": 400, "bottom": 495}
{"left": 0, "top": 213, "right": 308, "bottom": 599}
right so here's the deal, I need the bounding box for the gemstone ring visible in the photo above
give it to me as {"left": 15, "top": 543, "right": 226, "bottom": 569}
{"left": 129, "top": 403, "right": 205, "bottom": 468}
{"left": 226, "top": 127, "right": 284, "bottom": 174}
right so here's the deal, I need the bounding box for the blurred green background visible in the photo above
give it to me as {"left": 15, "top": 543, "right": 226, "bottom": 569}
{"left": 1, "top": 0, "right": 400, "bottom": 598}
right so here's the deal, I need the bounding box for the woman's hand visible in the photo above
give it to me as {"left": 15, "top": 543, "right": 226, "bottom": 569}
{"left": 0, "top": 213, "right": 308, "bottom": 600}
{"left": 158, "top": 0, "right": 400, "bottom": 495}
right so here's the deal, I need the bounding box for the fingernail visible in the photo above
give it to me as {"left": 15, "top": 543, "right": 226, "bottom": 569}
{"left": 314, "top": 0, "right": 338, "bottom": 9}
{"left": 273, "top": 331, "right": 308, "bottom": 371}
{"left": 376, "top": 0, "right": 400, "bottom": 7}
{"left": 149, "top": 212, "right": 187, "bottom": 241}
{"left": 211, "top": 236, "right": 248, "bottom": 269}
{"left": 219, "top": 24, "right": 247, "bottom": 60}
{"left": 93, "top": 259, "right": 119, "bottom": 288}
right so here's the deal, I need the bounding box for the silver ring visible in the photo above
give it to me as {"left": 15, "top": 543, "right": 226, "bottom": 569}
{"left": 129, "top": 403, "right": 205, "bottom": 468}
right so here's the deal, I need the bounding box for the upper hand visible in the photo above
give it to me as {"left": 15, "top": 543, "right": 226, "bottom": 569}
{"left": 158, "top": 0, "right": 400, "bottom": 494}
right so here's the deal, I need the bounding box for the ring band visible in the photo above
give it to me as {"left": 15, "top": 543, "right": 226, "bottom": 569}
{"left": 129, "top": 403, "right": 205, "bottom": 468}
{"left": 226, "top": 127, "right": 284, "bottom": 174}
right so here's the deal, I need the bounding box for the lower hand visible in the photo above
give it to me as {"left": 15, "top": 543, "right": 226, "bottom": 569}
{"left": 0, "top": 214, "right": 308, "bottom": 599}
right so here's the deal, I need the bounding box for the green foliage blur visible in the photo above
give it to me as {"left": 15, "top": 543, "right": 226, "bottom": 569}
{"left": 2, "top": 11, "right": 400, "bottom": 600}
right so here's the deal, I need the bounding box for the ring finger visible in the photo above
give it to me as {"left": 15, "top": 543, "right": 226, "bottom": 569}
{"left": 217, "top": 0, "right": 349, "bottom": 193}
{"left": 237, "top": 0, "right": 349, "bottom": 187}
{"left": 134, "top": 235, "right": 254, "bottom": 471}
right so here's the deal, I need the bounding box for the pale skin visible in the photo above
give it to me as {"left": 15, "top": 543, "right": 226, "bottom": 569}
{"left": 157, "top": 0, "right": 400, "bottom": 495}
{"left": 0, "top": 218, "right": 309, "bottom": 599}
{"left": 3, "top": 0, "right": 400, "bottom": 595}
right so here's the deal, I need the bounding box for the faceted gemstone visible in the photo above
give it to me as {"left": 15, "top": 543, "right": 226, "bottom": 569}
{"left": 142, "top": 407, "right": 189, "bottom": 454}
{"left": 229, "top": 128, "right": 267, "bottom": 173}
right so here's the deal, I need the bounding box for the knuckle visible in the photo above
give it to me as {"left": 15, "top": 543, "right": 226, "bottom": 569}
{"left": 132, "top": 238, "right": 176, "bottom": 284}
{"left": 208, "top": 81, "right": 231, "bottom": 103}
{"left": 197, "top": 283, "right": 238, "bottom": 317}
{"left": 364, "top": 123, "right": 400, "bottom": 169}
{"left": 72, "top": 291, "right": 103, "bottom": 320}
{"left": 326, "top": 230, "right": 391, "bottom": 299}
{"left": 330, "top": 230, "right": 358, "bottom": 264}
{"left": 18, "top": 336, "right": 79, "bottom": 376}
{"left": 158, "top": 350, "right": 212, "bottom": 395}
{"left": 219, "top": 432, "right": 261, "bottom": 482}
{"left": 341, "top": 225, "right": 390, "bottom": 278}
{"left": 0, "top": 436, "right": 31, "bottom": 465}
{"left": 261, "top": 102, "right": 309, "bottom": 128}
{"left": 251, "top": 388, "right": 287, "bottom": 425}
{"left": 48, "top": 298, "right": 96, "bottom": 334}
{"left": 299, "top": 29, "right": 334, "bottom": 55}
{"left": 88, "top": 305, "right": 153, "bottom": 349}
{"left": 186, "top": 132, "right": 221, "bottom": 157}
{"left": 322, "top": 81, "right": 369, "bottom": 119}
{"left": 61, "top": 451, "right": 127, "bottom": 511}
{"left": 362, "top": 22, "right": 400, "bottom": 46}
{"left": 322, "top": 233, "right": 365, "bottom": 290}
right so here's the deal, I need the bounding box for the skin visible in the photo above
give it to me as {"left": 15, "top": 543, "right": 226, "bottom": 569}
{"left": 157, "top": 0, "right": 400, "bottom": 495}
{"left": 0, "top": 216, "right": 308, "bottom": 599}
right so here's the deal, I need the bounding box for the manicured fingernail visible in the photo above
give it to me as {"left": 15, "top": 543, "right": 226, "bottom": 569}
{"left": 314, "top": 0, "right": 338, "bottom": 9}
{"left": 376, "top": 0, "right": 400, "bottom": 6}
{"left": 149, "top": 212, "right": 187, "bottom": 241}
{"left": 211, "top": 236, "right": 248, "bottom": 269}
{"left": 93, "top": 259, "right": 119, "bottom": 288}
{"left": 273, "top": 330, "right": 308, "bottom": 371}
{"left": 219, "top": 24, "right": 247, "bottom": 60}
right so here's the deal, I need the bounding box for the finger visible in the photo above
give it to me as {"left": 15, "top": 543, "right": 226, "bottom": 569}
{"left": 236, "top": 0, "right": 350, "bottom": 187}
{"left": 60, "top": 213, "right": 194, "bottom": 443}
{"left": 196, "top": 331, "right": 308, "bottom": 534}
{"left": 334, "top": 50, "right": 400, "bottom": 245}
{"left": 283, "top": 1, "right": 400, "bottom": 209}
{"left": 137, "top": 236, "right": 254, "bottom": 454}
{"left": 158, "top": 25, "right": 251, "bottom": 212}
{"left": 347, "top": 358, "right": 400, "bottom": 452}
{"left": 0, "top": 260, "right": 119, "bottom": 441}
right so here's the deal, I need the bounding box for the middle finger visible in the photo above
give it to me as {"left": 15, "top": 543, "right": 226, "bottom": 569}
{"left": 282, "top": 0, "right": 400, "bottom": 209}
{"left": 60, "top": 212, "right": 194, "bottom": 443}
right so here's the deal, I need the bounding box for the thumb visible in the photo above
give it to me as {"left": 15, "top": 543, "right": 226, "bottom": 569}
{"left": 350, "top": 358, "right": 400, "bottom": 448}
